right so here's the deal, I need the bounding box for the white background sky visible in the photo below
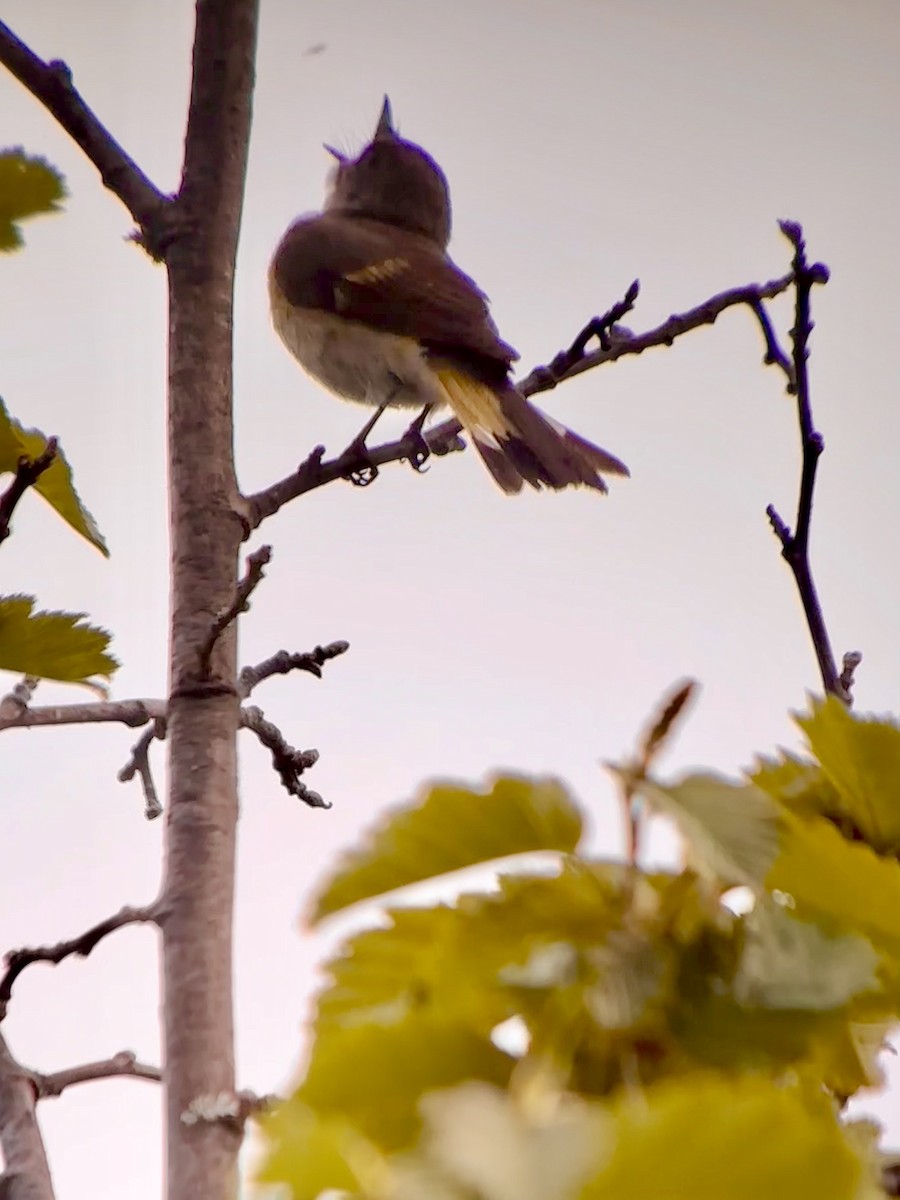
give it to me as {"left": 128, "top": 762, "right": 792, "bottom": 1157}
{"left": 1, "top": 1, "right": 899, "bottom": 1195}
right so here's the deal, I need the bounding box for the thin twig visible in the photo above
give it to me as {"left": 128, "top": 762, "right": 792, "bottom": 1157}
{"left": 117, "top": 718, "right": 167, "bottom": 819}
{"left": 245, "top": 270, "right": 796, "bottom": 528}
{"left": 762, "top": 221, "right": 852, "bottom": 701}
{"left": 0, "top": 439, "right": 57, "bottom": 546}
{"left": 0, "top": 698, "right": 165, "bottom": 733}
{"left": 0, "top": 906, "right": 158, "bottom": 1015}
{"left": 32, "top": 1051, "right": 162, "bottom": 1099}
{"left": 198, "top": 545, "right": 272, "bottom": 676}
{"left": 0, "top": 20, "right": 167, "bottom": 245}
{"left": 240, "top": 705, "right": 329, "bottom": 808}
{"left": 238, "top": 640, "right": 350, "bottom": 698}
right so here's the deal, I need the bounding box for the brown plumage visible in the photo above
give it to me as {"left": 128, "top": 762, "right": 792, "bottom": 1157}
{"left": 269, "top": 97, "right": 628, "bottom": 494}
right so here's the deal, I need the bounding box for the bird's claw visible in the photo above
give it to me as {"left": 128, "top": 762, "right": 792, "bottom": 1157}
{"left": 404, "top": 431, "right": 431, "bottom": 473}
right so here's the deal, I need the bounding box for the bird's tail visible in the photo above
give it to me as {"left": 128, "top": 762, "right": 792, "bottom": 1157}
{"left": 433, "top": 367, "right": 629, "bottom": 495}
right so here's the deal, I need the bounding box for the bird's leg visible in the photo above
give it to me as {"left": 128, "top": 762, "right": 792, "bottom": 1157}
{"left": 401, "top": 404, "right": 434, "bottom": 473}
{"left": 339, "top": 403, "right": 389, "bottom": 487}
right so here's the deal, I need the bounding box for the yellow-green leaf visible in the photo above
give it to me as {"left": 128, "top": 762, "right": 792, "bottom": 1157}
{"left": 316, "top": 903, "right": 516, "bottom": 1035}
{"left": 257, "top": 1099, "right": 378, "bottom": 1200}
{"left": 767, "top": 812, "right": 900, "bottom": 950}
{"left": 733, "top": 897, "right": 880, "bottom": 1011}
{"left": 581, "top": 1076, "right": 869, "bottom": 1200}
{"left": 796, "top": 697, "right": 900, "bottom": 854}
{"left": 0, "top": 149, "right": 66, "bottom": 252}
{"left": 413, "top": 1082, "right": 608, "bottom": 1200}
{"left": 0, "top": 398, "right": 107, "bottom": 555}
{"left": 631, "top": 771, "right": 783, "bottom": 887}
{"left": 309, "top": 775, "right": 583, "bottom": 923}
{"left": 0, "top": 594, "right": 118, "bottom": 687}
{"left": 298, "top": 1019, "right": 515, "bottom": 1151}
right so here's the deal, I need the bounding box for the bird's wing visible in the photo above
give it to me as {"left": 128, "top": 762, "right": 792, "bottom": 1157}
{"left": 270, "top": 213, "right": 519, "bottom": 376}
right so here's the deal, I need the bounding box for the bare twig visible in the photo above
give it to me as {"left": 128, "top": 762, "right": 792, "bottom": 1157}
{"left": 0, "top": 20, "right": 167, "bottom": 245}
{"left": 245, "top": 270, "right": 795, "bottom": 528}
{"left": 0, "top": 1032, "right": 55, "bottom": 1200}
{"left": 0, "top": 697, "right": 165, "bottom": 733}
{"left": 0, "top": 439, "right": 57, "bottom": 547}
{"left": 762, "top": 222, "right": 852, "bottom": 701}
{"left": 118, "top": 718, "right": 167, "bottom": 819}
{"left": 240, "top": 705, "right": 329, "bottom": 808}
{"left": 198, "top": 545, "right": 272, "bottom": 676}
{"left": 238, "top": 640, "right": 350, "bottom": 698}
{"left": 0, "top": 905, "right": 158, "bottom": 1014}
{"left": 31, "top": 1051, "right": 161, "bottom": 1099}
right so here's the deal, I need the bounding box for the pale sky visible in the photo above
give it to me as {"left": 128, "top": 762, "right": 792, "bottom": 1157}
{"left": 1, "top": 1, "right": 899, "bottom": 1196}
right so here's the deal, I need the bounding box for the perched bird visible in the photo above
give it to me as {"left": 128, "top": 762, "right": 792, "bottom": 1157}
{"left": 269, "top": 98, "right": 628, "bottom": 494}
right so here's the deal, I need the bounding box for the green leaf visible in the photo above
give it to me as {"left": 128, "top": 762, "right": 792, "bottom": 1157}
{"left": 748, "top": 750, "right": 839, "bottom": 820}
{"left": 796, "top": 697, "right": 900, "bottom": 854}
{"left": 309, "top": 775, "right": 584, "bottom": 923}
{"left": 581, "top": 1076, "right": 869, "bottom": 1200}
{"left": 0, "top": 149, "right": 66, "bottom": 252}
{"left": 733, "top": 897, "right": 880, "bottom": 1011}
{"left": 767, "top": 812, "right": 900, "bottom": 949}
{"left": 316, "top": 903, "right": 516, "bottom": 1036}
{"left": 257, "top": 1099, "right": 378, "bottom": 1200}
{"left": 298, "top": 1019, "right": 515, "bottom": 1151}
{"left": 0, "top": 398, "right": 108, "bottom": 555}
{"left": 584, "top": 930, "right": 674, "bottom": 1034}
{"left": 410, "top": 1082, "right": 608, "bottom": 1200}
{"left": 0, "top": 594, "right": 118, "bottom": 687}
{"left": 0, "top": 399, "right": 27, "bottom": 464}
{"left": 630, "top": 771, "right": 783, "bottom": 887}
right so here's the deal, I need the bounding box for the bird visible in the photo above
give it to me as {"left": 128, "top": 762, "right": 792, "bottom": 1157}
{"left": 268, "top": 97, "right": 629, "bottom": 494}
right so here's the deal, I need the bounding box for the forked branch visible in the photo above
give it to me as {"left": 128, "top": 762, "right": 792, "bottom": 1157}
{"left": 245, "top": 269, "right": 796, "bottom": 527}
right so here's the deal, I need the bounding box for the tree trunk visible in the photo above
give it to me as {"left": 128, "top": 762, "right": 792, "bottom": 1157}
{"left": 160, "top": 3, "right": 258, "bottom": 1199}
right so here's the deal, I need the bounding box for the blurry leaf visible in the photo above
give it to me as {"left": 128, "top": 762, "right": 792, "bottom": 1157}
{"left": 316, "top": 904, "right": 516, "bottom": 1036}
{"left": 299, "top": 1019, "right": 515, "bottom": 1151}
{"left": 258, "top": 1099, "right": 377, "bottom": 1200}
{"left": 733, "top": 898, "right": 879, "bottom": 1011}
{"left": 767, "top": 813, "right": 900, "bottom": 949}
{"left": 748, "top": 750, "right": 838, "bottom": 819}
{"left": 639, "top": 678, "right": 696, "bottom": 767}
{"left": 0, "top": 399, "right": 108, "bottom": 555}
{"left": 796, "top": 698, "right": 900, "bottom": 854}
{"left": 581, "top": 1076, "right": 870, "bottom": 1200}
{"left": 412, "top": 1082, "right": 607, "bottom": 1200}
{"left": 584, "top": 930, "right": 673, "bottom": 1033}
{"left": 630, "top": 772, "right": 783, "bottom": 887}
{"left": 310, "top": 775, "right": 583, "bottom": 923}
{"left": 0, "top": 148, "right": 66, "bottom": 252}
{"left": 0, "top": 594, "right": 118, "bottom": 687}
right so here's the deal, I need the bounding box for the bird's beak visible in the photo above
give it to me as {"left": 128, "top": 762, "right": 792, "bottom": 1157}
{"left": 374, "top": 95, "right": 396, "bottom": 140}
{"left": 323, "top": 144, "right": 346, "bottom": 162}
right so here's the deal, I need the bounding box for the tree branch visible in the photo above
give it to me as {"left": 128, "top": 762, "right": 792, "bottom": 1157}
{"left": 0, "top": 905, "right": 157, "bottom": 1015}
{"left": 240, "top": 705, "right": 328, "bottom": 808}
{"left": 0, "top": 20, "right": 167, "bottom": 241}
{"left": 198, "top": 545, "right": 272, "bottom": 676}
{"left": 238, "top": 640, "right": 349, "bottom": 698}
{"left": 31, "top": 1051, "right": 161, "bottom": 1099}
{"left": 759, "top": 221, "right": 855, "bottom": 701}
{"left": 0, "top": 697, "right": 165, "bottom": 734}
{"left": 244, "top": 269, "right": 795, "bottom": 528}
{"left": 0, "top": 1032, "right": 55, "bottom": 1200}
{"left": 117, "top": 718, "right": 167, "bottom": 819}
{"left": 0, "top": 439, "right": 57, "bottom": 548}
